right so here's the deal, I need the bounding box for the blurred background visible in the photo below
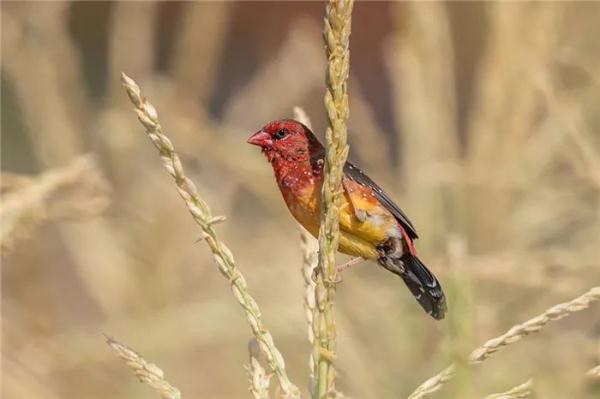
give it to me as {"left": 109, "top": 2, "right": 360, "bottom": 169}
{"left": 2, "top": 1, "right": 600, "bottom": 398}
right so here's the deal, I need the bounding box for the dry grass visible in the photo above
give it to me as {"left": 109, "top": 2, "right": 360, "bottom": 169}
{"left": 469, "top": 287, "right": 600, "bottom": 363}
{"left": 299, "top": 226, "right": 318, "bottom": 395}
{"left": 1, "top": 155, "right": 109, "bottom": 251}
{"left": 296, "top": 106, "right": 319, "bottom": 396}
{"left": 120, "top": 73, "right": 299, "bottom": 397}
{"left": 3, "top": 2, "right": 600, "bottom": 399}
{"left": 408, "top": 287, "right": 600, "bottom": 399}
{"left": 106, "top": 336, "right": 181, "bottom": 399}
{"left": 313, "top": 1, "right": 354, "bottom": 397}
{"left": 245, "top": 338, "right": 272, "bottom": 399}
{"left": 484, "top": 379, "right": 533, "bottom": 399}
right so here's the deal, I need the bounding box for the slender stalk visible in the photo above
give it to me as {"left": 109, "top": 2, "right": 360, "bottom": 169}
{"left": 484, "top": 379, "right": 533, "bottom": 399}
{"left": 408, "top": 287, "right": 600, "bottom": 399}
{"left": 300, "top": 227, "right": 318, "bottom": 394}
{"left": 313, "top": 1, "right": 354, "bottom": 398}
{"left": 469, "top": 286, "right": 600, "bottom": 363}
{"left": 294, "top": 106, "right": 321, "bottom": 396}
{"left": 1, "top": 155, "right": 109, "bottom": 250}
{"left": 120, "top": 73, "right": 299, "bottom": 398}
{"left": 245, "top": 338, "right": 272, "bottom": 399}
{"left": 106, "top": 336, "right": 182, "bottom": 399}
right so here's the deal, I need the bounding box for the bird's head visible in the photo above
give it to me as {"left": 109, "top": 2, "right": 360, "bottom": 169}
{"left": 247, "top": 119, "right": 322, "bottom": 163}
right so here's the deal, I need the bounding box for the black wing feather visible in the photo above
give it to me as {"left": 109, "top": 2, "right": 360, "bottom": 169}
{"left": 343, "top": 161, "right": 419, "bottom": 239}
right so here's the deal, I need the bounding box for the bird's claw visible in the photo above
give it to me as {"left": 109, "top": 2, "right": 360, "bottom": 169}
{"left": 311, "top": 266, "right": 320, "bottom": 283}
{"left": 311, "top": 266, "right": 342, "bottom": 285}
{"left": 311, "top": 257, "right": 363, "bottom": 284}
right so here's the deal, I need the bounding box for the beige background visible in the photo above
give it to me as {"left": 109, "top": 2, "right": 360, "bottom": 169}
{"left": 2, "top": 2, "right": 600, "bottom": 398}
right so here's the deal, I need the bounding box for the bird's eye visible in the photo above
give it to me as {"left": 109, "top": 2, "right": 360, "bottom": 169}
{"left": 273, "top": 128, "right": 288, "bottom": 140}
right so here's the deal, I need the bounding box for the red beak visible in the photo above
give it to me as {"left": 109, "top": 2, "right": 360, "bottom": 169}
{"left": 247, "top": 131, "right": 272, "bottom": 147}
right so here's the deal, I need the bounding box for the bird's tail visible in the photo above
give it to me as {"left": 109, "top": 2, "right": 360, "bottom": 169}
{"left": 378, "top": 254, "right": 447, "bottom": 320}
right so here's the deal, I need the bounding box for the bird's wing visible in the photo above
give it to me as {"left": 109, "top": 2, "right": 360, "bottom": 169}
{"left": 343, "top": 161, "right": 419, "bottom": 239}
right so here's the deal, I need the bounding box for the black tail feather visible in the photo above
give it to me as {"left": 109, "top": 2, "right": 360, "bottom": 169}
{"left": 379, "top": 254, "right": 447, "bottom": 320}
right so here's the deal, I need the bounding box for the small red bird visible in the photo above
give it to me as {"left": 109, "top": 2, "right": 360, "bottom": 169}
{"left": 248, "top": 119, "right": 447, "bottom": 319}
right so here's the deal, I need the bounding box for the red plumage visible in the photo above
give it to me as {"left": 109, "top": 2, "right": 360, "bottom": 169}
{"left": 248, "top": 119, "right": 447, "bottom": 319}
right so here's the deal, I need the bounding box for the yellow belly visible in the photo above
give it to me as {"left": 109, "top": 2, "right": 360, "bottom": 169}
{"left": 284, "top": 184, "right": 392, "bottom": 260}
{"left": 339, "top": 231, "right": 379, "bottom": 259}
{"left": 295, "top": 216, "right": 379, "bottom": 260}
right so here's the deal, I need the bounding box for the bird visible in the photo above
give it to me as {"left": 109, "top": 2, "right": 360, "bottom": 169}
{"left": 247, "top": 119, "right": 447, "bottom": 320}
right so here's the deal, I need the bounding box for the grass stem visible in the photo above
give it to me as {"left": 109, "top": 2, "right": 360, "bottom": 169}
{"left": 313, "top": 1, "right": 354, "bottom": 397}
{"left": 121, "top": 73, "right": 300, "bottom": 397}
{"left": 408, "top": 287, "right": 600, "bottom": 399}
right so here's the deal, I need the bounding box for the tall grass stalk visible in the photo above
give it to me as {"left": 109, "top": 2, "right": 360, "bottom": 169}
{"left": 294, "top": 106, "right": 319, "bottom": 395}
{"left": 484, "top": 379, "right": 533, "bottom": 399}
{"left": 245, "top": 338, "right": 271, "bottom": 399}
{"left": 120, "top": 73, "right": 300, "bottom": 397}
{"left": 408, "top": 286, "right": 600, "bottom": 399}
{"left": 0, "top": 155, "right": 109, "bottom": 250}
{"left": 106, "top": 336, "right": 182, "bottom": 399}
{"left": 300, "top": 227, "right": 318, "bottom": 394}
{"left": 314, "top": 1, "right": 353, "bottom": 397}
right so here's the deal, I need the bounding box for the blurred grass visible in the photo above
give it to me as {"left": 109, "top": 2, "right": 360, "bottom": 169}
{"left": 2, "top": 1, "right": 600, "bottom": 399}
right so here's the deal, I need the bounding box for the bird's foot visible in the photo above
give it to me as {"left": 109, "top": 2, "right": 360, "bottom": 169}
{"left": 311, "top": 257, "right": 364, "bottom": 284}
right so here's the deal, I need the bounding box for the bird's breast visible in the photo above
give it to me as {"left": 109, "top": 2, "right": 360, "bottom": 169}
{"left": 274, "top": 164, "right": 403, "bottom": 261}
{"left": 280, "top": 179, "right": 321, "bottom": 237}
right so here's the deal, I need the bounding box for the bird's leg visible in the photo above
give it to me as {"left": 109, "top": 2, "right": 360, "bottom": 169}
{"left": 311, "top": 267, "right": 319, "bottom": 283}
{"left": 311, "top": 257, "right": 364, "bottom": 283}
{"left": 337, "top": 257, "right": 364, "bottom": 273}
